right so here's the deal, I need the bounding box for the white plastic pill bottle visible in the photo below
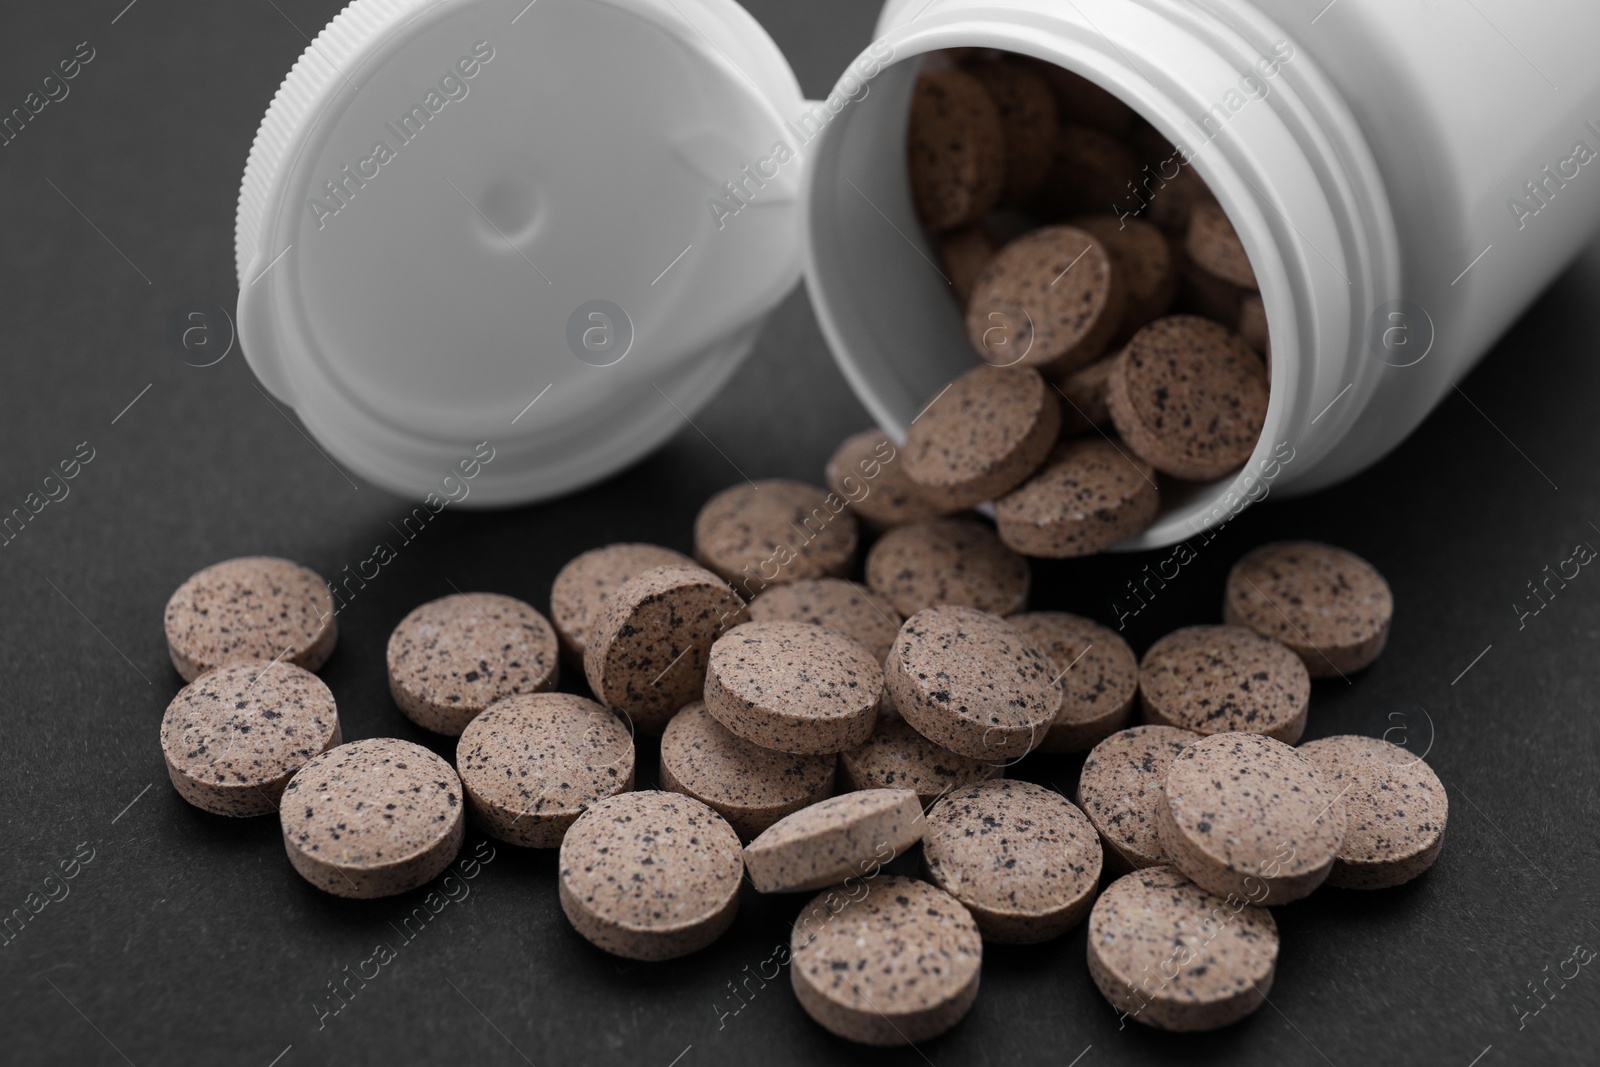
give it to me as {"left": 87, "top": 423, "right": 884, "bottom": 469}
{"left": 237, "top": 0, "right": 1600, "bottom": 548}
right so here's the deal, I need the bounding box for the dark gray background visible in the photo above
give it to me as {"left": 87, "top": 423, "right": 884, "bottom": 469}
{"left": 1, "top": 1, "right": 1596, "bottom": 1065}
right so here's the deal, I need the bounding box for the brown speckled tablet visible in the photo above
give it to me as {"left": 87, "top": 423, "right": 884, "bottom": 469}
{"left": 1107, "top": 315, "right": 1269, "bottom": 481}
{"left": 1144, "top": 160, "right": 1215, "bottom": 235}
{"left": 703, "top": 621, "right": 881, "bottom": 755}
{"left": 1239, "top": 294, "right": 1270, "bottom": 360}
{"left": 549, "top": 543, "right": 694, "bottom": 667}
{"left": 903, "top": 364, "right": 1061, "bottom": 509}
{"left": 885, "top": 605, "right": 1059, "bottom": 760}
{"left": 1171, "top": 234, "right": 1244, "bottom": 327}
{"left": 1224, "top": 541, "right": 1393, "bottom": 677}
{"left": 1088, "top": 866, "right": 1278, "bottom": 1031}
{"left": 994, "top": 438, "right": 1160, "bottom": 558}
{"left": 840, "top": 716, "right": 1003, "bottom": 805}
{"left": 558, "top": 790, "right": 742, "bottom": 960}
{"left": 1139, "top": 625, "right": 1311, "bottom": 744}
{"left": 160, "top": 661, "right": 341, "bottom": 817}
{"left": 583, "top": 564, "right": 748, "bottom": 735}
{"left": 1187, "top": 200, "right": 1258, "bottom": 290}
{"left": 748, "top": 578, "right": 903, "bottom": 662}
{"left": 1298, "top": 735, "right": 1447, "bottom": 889}
{"left": 387, "top": 593, "right": 559, "bottom": 736}
{"left": 455, "top": 693, "right": 635, "bottom": 848}
{"left": 280, "top": 737, "right": 464, "bottom": 899}
{"left": 1050, "top": 353, "right": 1117, "bottom": 435}
{"left": 939, "top": 225, "right": 1000, "bottom": 309}
{"left": 1072, "top": 216, "right": 1177, "bottom": 340}
{"left": 1043, "top": 125, "right": 1143, "bottom": 218}
{"left": 923, "top": 780, "right": 1102, "bottom": 942}
{"left": 659, "top": 700, "right": 835, "bottom": 840}
{"left": 824, "top": 430, "right": 951, "bottom": 529}
{"left": 1033, "top": 63, "right": 1135, "bottom": 136}
{"left": 967, "top": 59, "right": 1057, "bottom": 204}
{"left": 790, "top": 875, "right": 982, "bottom": 1046}
{"left": 906, "top": 68, "right": 1005, "bottom": 232}
{"left": 864, "top": 518, "right": 1029, "bottom": 618}
{"left": 164, "top": 557, "right": 336, "bottom": 682}
{"left": 1158, "top": 732, "right": 1346, "bottom": 905}
{"left": 694, "top": 480, "right": 860, "bottom": 596}
{"left": 1076, "top": 725, "right": 1201, "bottom": 873}
{"left": 966, "top": 226, "right": 1124, "bottom": 371}
{"left": 744, "top": 789, "right": 923, "bottom": 893}
{"left": 1006, "top": 612, "right": 1137, "bottom": 752}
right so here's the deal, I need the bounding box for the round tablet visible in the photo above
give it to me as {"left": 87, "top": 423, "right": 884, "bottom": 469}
{"left": 1034, "top": 62, "right": 1136, "bottom": 135}
{"left": 703, "top": 621, "right": 881, "bottom": 755}
{"left": 160, "top": 661, "right": 341, "bottom": 817}
{"left": 744, "top": 789, "right": 924, "bottom": 893}
{"left": 693, "top": 480, "right": 859, "bottom": 595}
{"left": 1298, "top": 735, "right": 1448, "bottom": 889}
{"left": 824, "top": 430, "right": 950, "bottom": 528}
{"left": 748, "top": 578, "right": 903, "bottom": 662}
{"left": 1076, "top": 725, "right": 1201, "bottom": 872}
{"left": 967, "top": 58, "right": 1057, "bottom": 204}
{"left": 164, "top": 557, "right": 336, "bottom": 682}
{"left": 1071, "top": 216, "right": 1177, "bottom": 338}
{"left": 1139, "top": 625, "right": 1311, "bottom": 744}
{"left": 790, "top": 875, "right": 982, "bottom": 1046}
{"left": 994, "top": 438, "right": 1160, "bottom": 558}
{"left": 1172, "top": 234, "right": 1245, "bottom": 327}
{"left": 659, "top": 701, "right": 836, "bottom": 840}
{"left": 966, "top": 226, "right": 1125, "bottom": 371}
{"left": 1088, "top": 866, "right": 1278, "bottom": 1031}
{"left": 1224, "top": 541, "right": 1394, "bottom": 677}
{"left": 923, "top": 780, "right": 1102, "bottom": 943}
{"left": 455, "top": 693, "right": 635, "bottom": 848}
{"left": 280, "top": 737, "right": 465, "bottom": 899}
{"left": 938, "top": 225, "right": 999, "bottom": 309}
{"left": 1006, "top": 612, "right": 1138, "bottom": 752}
{"left": 1186, "top": 200, "right": 1258, "bottom": 290}
{"left": 903, "top": 364, "right": 1061, "bottom": 509}
{"left": 1107, "top": 315, "right": 1269, "bottom": 481}
{"left": 386, "top": 592, "right": 560, "bottom": 736}
{"left": 886, "top": 606, "right": 1059, "bottom": 761}
{"left": 840, "top": 716, "right": 1003, "bottom": 805}
{"left": 583, "top": 564, "right": 748, "bottom": 735}
{"left": 1043, "top": 125, "right": 1143, "bottom": 219}
{"left": 864, "top": 518, "right": 1030, "bottom": 618}
{"left": 549, "top": 543, "right": 694, "bottom": 666}
{"left": 1158, "top": 732, "right": 1346, "bottom": 905}
{"left": 558, "top": 791, "right": 742, "bottom": 961}
{"left": 906, "top": 68, "right": 1005, "bottom": 231}
{"left": 1050, "top": 352, "right": 1117, "bottom": 435}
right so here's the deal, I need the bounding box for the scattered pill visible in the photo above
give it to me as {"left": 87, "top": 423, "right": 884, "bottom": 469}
{"left": 839, "top": 716, "right": 1003, "bottom": 805}
{"left": 1076, "top": 725, "right": 1201, "bottom": 872}
{"left": 659, "top": 700, "right": 836, "bottom": 840}
{"left": 903, "top": 364, "right": 1061, "bottom": 508}
{"left": 1138, "top": 625, "right": 1311, "bottom": 743}
{"left": 280, "top": 737, "right": 465, "bottom": 899}
{"left": 1224, "top": 541, "right": 1393, "bottom": 677}
{"left": 923, "top": 780, "right": 1103, "bottom": 943}
{"left": 885, "top": 605, "right": 1059, "bottom": 760}
{"left": 1157, "top": 732, "right": 1346, "bottom": 905}
{"left": 1071, "top": 215, "right": 1177, "bottom": 339}
{"left": 583, "top": 564, "right": 747, "bottom": 735}
{"left": 704, "top": 620, "right": 881, "bottom": 755}
{"left": 865, "top": 517, "right": 1030, "bottom": 617}
{"left": 748, "top": 577, "right": 903, "bottom": 662}
{"left": 455, "top": 693, "right": 634, "bottom": 849}
{"left": 790, "top": 875, "right": 982, "bottom": 1045}
{"left": 1050, "top": 352, "right": 1117, "bottom": 435}
{"left": 1005, "top": 611, "right": 1138, "bottom": 752}
{"left": 160, "top": 660, "right": 341, "bottom": 817}
{"left": 824, "top": 430, "right": 950, "bottom": 528}
{"left": 994, "top": 438, "right": 1160, "bottom": 558}
{"left": 386, "top": 592, "right": 559, "bottom": 736}
{"left": 1107, "top": 315, "right": 1269, "bottom": 481}
{"left": 1298, "top": 734, "right": 1447, "bottom": 889}
{"left": 694, "top": 480, "right": 859, "bottom": 594}
{"left": 549, "top": 543, "right": 694, "bottom": 668}
{"left": 906, "top": 69, "right": 1006, "bottom": 231}
{"left": 966, "top": 225, "right": 1125, "bottom": 370}
{"left": 164, "top": 557, "right": 336, "bottom": 682}
{"left": 744, "top": 788, "right": 923, "bottom": 894}
{"left": 558, "top": 791, "right": 743, "bottom": 961}
{"left": 1087, "top": 865, "right": 1278, "bottom": 1031}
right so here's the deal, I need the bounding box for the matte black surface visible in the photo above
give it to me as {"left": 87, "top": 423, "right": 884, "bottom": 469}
{"left": 1, "top": 2, "right": 1597, "bottom": 1066}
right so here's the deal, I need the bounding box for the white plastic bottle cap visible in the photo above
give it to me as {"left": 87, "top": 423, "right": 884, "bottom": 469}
{"left": 236, "top": 0, "right": 806, "bottom": 504}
